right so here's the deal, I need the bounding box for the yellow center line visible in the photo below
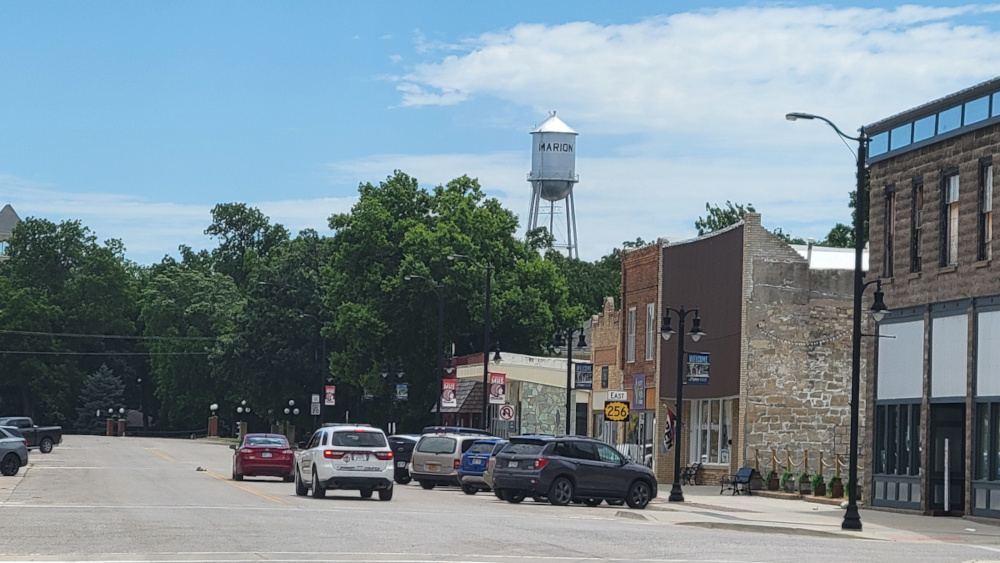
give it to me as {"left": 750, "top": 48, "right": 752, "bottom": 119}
{"left": 146, "top": 448, "right": 175, "bottom": 462}
{"left": 204, "top": 470, "right": 290, "bottom": 504}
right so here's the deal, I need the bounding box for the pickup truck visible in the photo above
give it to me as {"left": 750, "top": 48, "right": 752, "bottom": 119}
{"left": 0, "top": 417, "right": 62, "bottom": 453}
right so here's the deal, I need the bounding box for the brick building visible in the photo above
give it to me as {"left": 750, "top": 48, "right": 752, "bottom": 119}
{"left": 589, "top": 296, "right": 625, "bottom": 444}
{"left": 866, "top": 77, "right": 1000, "bottom": 517}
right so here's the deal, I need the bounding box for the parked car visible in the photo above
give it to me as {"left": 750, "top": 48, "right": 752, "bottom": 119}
{"left": 410, "top": 431, "right": 496, "bottom": 489}
{"left": 458, "top": 438, "right": 503, "bottom": 495}
{"left": 230, "top": 433, "right": 294, "bottom": 482}
{"left": 0, "top": 417, "right": 62, "bottom": 453}
{"left": 0, "top": 426, "right": 29, "bottom": 476}
{"left": 482, "top": 439, "right": 509, "bottom": 497}
{"left": 387, "top": 434, "right": 420, "bottom": 484}
{"left": 492, "top": 435, "right": 657, "bottom": 509}
{"left": 294, "top": 424, "right": 394, "bottom": 500}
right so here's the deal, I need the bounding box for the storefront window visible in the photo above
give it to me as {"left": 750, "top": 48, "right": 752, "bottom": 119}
{"left": 875, "top": 403, "right": 920, "bottom": 476}
{"left": 690, "top": 398, "right": 732, "bottom": 464}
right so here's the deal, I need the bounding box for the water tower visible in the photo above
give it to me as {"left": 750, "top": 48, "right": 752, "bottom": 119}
{"left": 527, "top": 112, "right": 579, "bottom": 259}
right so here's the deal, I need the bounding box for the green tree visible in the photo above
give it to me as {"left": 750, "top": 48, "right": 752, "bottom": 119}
{"left": 695, "top": 202, "right": 756, "bottom": 235}
{"left": 204, "top": 203, "right": 289, "bottom": 287}
{"left": 74, "top": 364, "right": 125, "bottom": 434}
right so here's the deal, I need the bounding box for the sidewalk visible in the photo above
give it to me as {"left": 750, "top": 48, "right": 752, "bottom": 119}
{"left": 646, "top": 485, "right": 1000, "bottom": 546}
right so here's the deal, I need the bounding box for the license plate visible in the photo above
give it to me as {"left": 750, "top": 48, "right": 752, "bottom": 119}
{"left": 508, "top": 460, "right": 518, "bottom": 468}
{"left": 396, "top": 461, "right": 406, "bottom": 468}
{"left": 472, "top": 458, "right": 483, "bottom": 464}
{"left": 261, "top": 452, "right": 272, "bottom": 458}
{"left": 426, "top": 463, "right": 440, "bottom": 471}
{"left": 351, "top": 453, "right": 368, "bottom": 461}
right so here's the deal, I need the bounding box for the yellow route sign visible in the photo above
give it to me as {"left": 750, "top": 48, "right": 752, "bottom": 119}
{"left": 604, "top": 401, "right": 630, "bottom": 421}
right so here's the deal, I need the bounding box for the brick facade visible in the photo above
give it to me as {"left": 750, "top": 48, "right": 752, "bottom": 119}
{"left": 589, "top": 297, "right": 624, "bottom": 441}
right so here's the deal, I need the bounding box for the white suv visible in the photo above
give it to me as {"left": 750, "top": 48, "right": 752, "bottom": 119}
{"left": 294, "top": 424, "right": 394, "bottom": 500}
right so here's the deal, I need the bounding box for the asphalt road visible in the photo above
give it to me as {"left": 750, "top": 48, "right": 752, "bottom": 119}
{"left": 1, "top": 435, "right": 996, "bottom": 562}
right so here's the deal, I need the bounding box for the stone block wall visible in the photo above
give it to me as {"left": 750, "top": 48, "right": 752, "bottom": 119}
{"left": 519, "top": 381, "right": 566, "bottom": 436}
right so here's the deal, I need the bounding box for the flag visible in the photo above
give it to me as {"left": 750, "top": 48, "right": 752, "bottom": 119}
{"left": 663, "top": 409, "right": 677, "bottom": 452}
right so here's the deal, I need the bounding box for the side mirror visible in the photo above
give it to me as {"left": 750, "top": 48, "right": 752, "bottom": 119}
{"left": 230, "top": 444, "right": 238, "bottom": 450}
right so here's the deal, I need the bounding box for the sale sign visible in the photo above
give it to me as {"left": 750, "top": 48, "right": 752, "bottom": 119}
{"left": 489, "top": 373, "right": 506, "bottom": 405}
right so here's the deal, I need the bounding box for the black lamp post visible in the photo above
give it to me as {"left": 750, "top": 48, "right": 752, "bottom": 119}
{"left": 553, "top": 328, "right": 587, "bottom": 435}
{"left": 380, "top": 361, "right": 405, "bottom": 434}
{"left": 404, "top": 274, "right": 446, "bottom": 425}
{"left": 447, "top": 253, "right": 494, "bottom": 431}
{"left": 660, "top": 306, "right": 705, "bottom": 503}
{"left": 786, "top": 111, "right": 889, "bottom": 531}
{"left": 300, "top": 313, "right": 328, "bottom": 426}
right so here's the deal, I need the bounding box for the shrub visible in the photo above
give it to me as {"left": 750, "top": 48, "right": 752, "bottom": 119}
{"left": 811, "top": 474, "right": 825, "bottom": 489}
{"left": 780, "top": 471, "right": 794, "bottom": 489}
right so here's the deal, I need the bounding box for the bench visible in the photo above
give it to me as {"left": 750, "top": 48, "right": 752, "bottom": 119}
{"left": 720, "top": 467, "right": 755, "bottom": 495}
{"left": 680, "top": 462, "right": 702, "bottom": 485}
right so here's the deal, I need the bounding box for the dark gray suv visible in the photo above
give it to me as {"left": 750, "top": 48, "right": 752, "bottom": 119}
{"left": 492, "top": 435, "right": 657, "bottom": 509}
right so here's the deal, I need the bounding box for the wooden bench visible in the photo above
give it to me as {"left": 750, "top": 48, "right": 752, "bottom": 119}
{"left": 719, "top": 467, "right": 755, "bottom": 495}
{"left": 680, "top": 462, "right": 702, "bottom": 485}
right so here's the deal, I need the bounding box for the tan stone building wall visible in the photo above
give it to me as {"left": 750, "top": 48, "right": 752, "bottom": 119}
{"left": 589, "top": 296, "right": 624, "bottom": 441}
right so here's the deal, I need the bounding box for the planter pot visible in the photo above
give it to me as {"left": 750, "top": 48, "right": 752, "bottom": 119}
{"left": 799, "top": 483, "right": 811, "bottom": 495}
{"left": 813, "top": 482, "right": 826, "bottom": 497}
{"left": 767, "top": 475, "right": 780, "bottom": 491}
{"left": 783, "top": 480, "right": 797, "bottom": 493}
{"left": 830, "top": 480, "right": 844, "bottom": 498}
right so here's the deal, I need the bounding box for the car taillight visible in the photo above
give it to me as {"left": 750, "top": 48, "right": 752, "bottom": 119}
{"left": 240, "top": 448, "right": 253, "bottom": 454}
{"left": 324, "top": 450, "right": 346, "bottom": 459}
{"left": 374, "top": 451, "right": 393, "bottom": 460}
{"left": 22, "top": 440, "right": 28, "bottom": 447}
{"left": 454, "top": 459, "right": 461, "bottom": 469}
{"left": 534, "top": 458, "right": 549, "bottom": 470}
{"left": 281, "top": 449, "right": 293, "bottom": 455}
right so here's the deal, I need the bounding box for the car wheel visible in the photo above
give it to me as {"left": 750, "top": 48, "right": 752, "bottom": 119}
{"left": 626, "top": 480, "right": 652, "bottom": 509}
{"left": 607, "top": 499, "right": 624, "bottom": 506}
{"left": 294, "top": 469, "right": 308, "bottom": 497}
{"left": 39, "top": 437, "right": 53, "bottom": 454}
{"left": 233, "top": 465, "right": 244, "bottom": 481}
{"left": 419, "top": 481, "right": 435, "bottom": 490}
{"left": 378, "top": 484, "right": 393, "bottom": 501}
{"left": 311, "top": 474, "right": 326, "bottom": 499}
{"left": 584, "top": 498, "right": 602, "bottom": 507}
{"left": 548, "top": 476, "right": 574, "bottom": 506}
{"left": 461, "top": 484, "right": 477, "bottom": 495}
{"left": 503, "top": 489, "right": 525, "bottom": 504}
{"left": 0, "top": 453, "right": 19, "bottom": 477}
{"left": 494, "top": 487, "right": 504, "bottom": 500}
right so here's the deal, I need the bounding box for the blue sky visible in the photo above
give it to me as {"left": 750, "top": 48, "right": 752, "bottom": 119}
{"left": 2, "top": 2, "right": 1000, "bottom": 263}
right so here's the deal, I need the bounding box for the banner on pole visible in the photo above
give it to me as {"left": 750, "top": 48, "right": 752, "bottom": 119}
{"left": 442, "top": 379, "right": 458, "bottom": 408}
{"left": 574, "top": 363, "right": 593, "bottom": 390}
{"left": 396, "top": 383, "right": 408, "bottom": 401}
{"left": 663, "top": 409, "right": 676, "bottom": 452}
{"left": 324, "top": 385, "right": 336, "bottom": 406}
{"left": 489, "top": 373, "right": 506, "bottom": 404}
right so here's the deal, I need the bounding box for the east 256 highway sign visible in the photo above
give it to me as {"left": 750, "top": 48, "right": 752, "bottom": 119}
{"left": 604, "top": 401, "right": 630, "bottom": 421}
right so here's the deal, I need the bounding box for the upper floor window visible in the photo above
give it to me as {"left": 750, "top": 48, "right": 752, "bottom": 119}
{"left": 884, "top": 186, "right": 896, "bottom": 277}
{"left": 645, "top": 303, "right": 655, "bottom": 361}
{"left": 911, "top": 180, "right": 924, "bottom": 273}
{"left": 941, "top": 171, "right": 960, "bottom": 267}
{"left": 626, "top": 307, "right": 636, "bottom": 363}
{"left": 980, "top": 160, "right": 994, "bottom": 262}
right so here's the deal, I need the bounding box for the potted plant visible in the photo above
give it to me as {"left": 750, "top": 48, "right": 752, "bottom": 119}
{"left": 799, "top": 472, "right": 811, "bottom": 495}
{"left": 811, "top": 473, "right": 826, "bottom": 496}
{"left": 829, "top": 476, "right": 844, "bottom": 498}
{"left": 767, "top": 470, "right": 779, "bottom": 491}
{"left": 780, "top": 471, "right": 795, "bottom": 493}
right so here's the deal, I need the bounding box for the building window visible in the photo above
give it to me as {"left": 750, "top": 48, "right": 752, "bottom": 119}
{"left": 975, "top": 402, "right": 1000, "bottom": 481}
{"left": 911, "top": 179, "right": 923, "bottom": 273}
{"left": 884, "top": 186, "right": 896, "bottom": 277}
{"left": 979, "top": 160, "right": 993, "bottom": 262}
{"left": 690, "top": 398, "right": 733, "bottom": 465}
{"left": 941, "top": 171, "right": 960, "bottom": 267}
{"left": 874, "top": 403, "right": 921, "bottom": 476}
{"left": 626, "top": 307, "right": 636, "bottom": 363}
{"left": 645, "top": 303, "right": 655, "bottom": 361}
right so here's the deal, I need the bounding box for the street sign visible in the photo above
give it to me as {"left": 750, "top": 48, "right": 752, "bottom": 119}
{"left": 498, "top": 404, "right": 515, "bottom": 421}
{"left": 310, "top": 403, "right": 321, "bottom": 416}
{"left": 604, "top": 401, "right": 630, "bottom": 422}
{"left": 608, "top": 391, "right": 627, "bottom": 401}
{"left": 311, "top": 394, "right": 321, "bottom": 404}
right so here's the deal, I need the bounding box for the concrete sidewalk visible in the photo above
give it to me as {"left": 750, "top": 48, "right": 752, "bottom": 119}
{"left": 646, "top": 485, "right": 1000, "bottom": 546}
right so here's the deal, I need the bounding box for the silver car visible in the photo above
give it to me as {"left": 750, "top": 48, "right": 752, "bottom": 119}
{"left": 1, "top": 426, "right": 29, "bottom": 476}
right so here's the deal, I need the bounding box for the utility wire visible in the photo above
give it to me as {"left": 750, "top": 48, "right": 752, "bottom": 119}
{"left": 0, "top": 350, "right": 212, "bottom": 356}
{"left": 0, "top": 329, "right": 216, "bottom": 341}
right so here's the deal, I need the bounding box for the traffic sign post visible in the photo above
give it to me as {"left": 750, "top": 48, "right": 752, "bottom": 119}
{"left": 498, "top": 404, "right": 516, "bottom": 422}
{"left": 310, "top": 403, "right": 321, "bottom": 416}
{"left": 604, "top": 401, "right": 630, "bottom": 421}
{"left": 608, "top": 391, "right": 627, "bottom": 401}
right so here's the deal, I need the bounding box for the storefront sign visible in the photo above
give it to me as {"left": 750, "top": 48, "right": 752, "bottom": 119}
{"left": 575, "top": 363, "right": 593, "bottom": 390}
{"left": 442, "top": 379, "right": 458, "bottom": 408}
{"left": 489, "top": 373, "right": 506, "bottom": 404}
{"left": 686, "top": 352, "right": 710, "bottom": 385}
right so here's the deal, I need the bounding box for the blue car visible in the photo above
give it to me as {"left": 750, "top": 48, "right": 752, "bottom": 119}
{"left": 458, "top": 438, "right": 502, "bottom": 495}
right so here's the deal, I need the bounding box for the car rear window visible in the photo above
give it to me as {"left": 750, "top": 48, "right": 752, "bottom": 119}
{"left": 330, "top": 431, "right": 387, "bottom": 448}
{"left": 467, "top": 442, "right": 495, "bottom": 454}
{"left": 246, "top": 436, "right": 287, "bottom": 447}
{"left": 417, "top": 436, "right": 456, "bottom": 454}
{"left": 491, "top": 441, "right": 509, "bottom": 455}
{"left": 506, "top": 443, "right": 545, "bottom": 455}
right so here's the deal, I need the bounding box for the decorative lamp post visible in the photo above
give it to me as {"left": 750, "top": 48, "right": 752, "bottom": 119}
{"left": 660, "top": 306, "right": 706, "bottom": 503}
{"left": 786, "top": 111, "right": 890, "bottom": 531}
{"left": 447, "top": 254, "right": 494, "bottom": 431}
{"left": 404, "top": 274, "right": 447, "bottom": 425}
{"left": 553, "top": 328, "right": 587, "bottom": 435}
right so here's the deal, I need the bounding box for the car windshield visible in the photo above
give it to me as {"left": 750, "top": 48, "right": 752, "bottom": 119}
{"left": 330, "top": 431, "right": 387, "bottom": 448}
{"left": 246, "top": 436, "right": 287, "bottom": 447}
{"left": 506, "top": 443, "right": 544, "bottom": 455}
{"left": 467, "top": 442, "right": 495, "bottom": 454}
{"left": 417, "top": 436, "right": 456, "bottom": 454}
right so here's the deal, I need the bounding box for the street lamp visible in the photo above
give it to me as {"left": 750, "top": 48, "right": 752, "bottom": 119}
{"left": 448, "top": 253, "right": 494, "bottom": 431}
{"left": 786, "top": 111, "right": 890, "bottom": 531}
{"left": 300, "top": 313, "right": 328, "bottom": 426}
{"left": 404, "top": 274, "right": 446, "bottom": 425}
{"left": 553, "top": 328, "right": 587, "bottom": 435}
{"left": 660, "top": 306, "right": 706, "bottom": 503}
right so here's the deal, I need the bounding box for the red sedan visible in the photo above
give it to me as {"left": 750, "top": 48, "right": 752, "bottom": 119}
{"left": 232, "top": 433, "right": 294, "bottom": 482}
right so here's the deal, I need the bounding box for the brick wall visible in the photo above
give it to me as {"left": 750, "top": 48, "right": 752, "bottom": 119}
{"left": 621, "top": 243, "right": 660, "bottom": 394}
{"left": 590, "top": 297, "right": 624, "bottom": 440}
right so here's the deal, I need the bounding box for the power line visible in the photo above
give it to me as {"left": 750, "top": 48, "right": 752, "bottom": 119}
{"left": 0, "top": 329, "right": 216, "bottom": 341}
{"left": 0, "top": 350, "right": 212, "bottom": 356}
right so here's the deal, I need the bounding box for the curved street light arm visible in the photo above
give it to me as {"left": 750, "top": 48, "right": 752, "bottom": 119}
{"left": 785, "top": 112, "right": 861, "bottom": 142}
